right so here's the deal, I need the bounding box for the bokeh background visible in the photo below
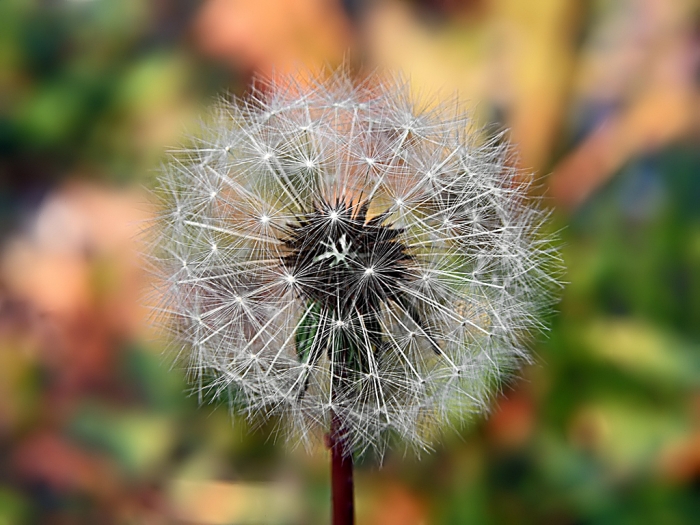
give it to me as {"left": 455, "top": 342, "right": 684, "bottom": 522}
{"left": 1, "top": 0, "right": 699, "bottom": 523}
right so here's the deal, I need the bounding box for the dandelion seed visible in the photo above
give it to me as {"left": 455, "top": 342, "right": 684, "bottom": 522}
{"left": 148, "top": 69, "right": 562, "bottom": 462}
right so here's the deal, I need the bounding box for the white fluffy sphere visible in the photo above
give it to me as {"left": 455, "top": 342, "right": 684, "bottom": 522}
{"left": 150, "top": 71, "right": 561, "bottom": 456}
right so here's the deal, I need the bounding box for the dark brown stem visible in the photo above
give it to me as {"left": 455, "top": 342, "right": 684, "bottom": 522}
{"left": 328, "top": 411, "right": 355, "bottom": 525}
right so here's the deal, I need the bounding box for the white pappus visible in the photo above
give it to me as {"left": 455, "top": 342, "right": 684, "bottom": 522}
{"left": 148, "top": 70, "right": 562, "bottom": 458}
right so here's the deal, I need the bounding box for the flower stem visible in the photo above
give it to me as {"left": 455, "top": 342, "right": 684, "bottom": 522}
{"left": 329, "top": 412, "right": 355, "bottom": 525}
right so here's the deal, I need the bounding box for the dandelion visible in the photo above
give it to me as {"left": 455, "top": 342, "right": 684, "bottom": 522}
{"left": 149, "top": 70, "right": 561, "bottom": 524}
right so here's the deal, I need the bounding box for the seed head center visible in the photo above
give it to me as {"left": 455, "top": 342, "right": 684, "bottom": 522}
{"left": 283, "top": 199, "right": 413, "bottom": 314}
{"left": 313, "top": 234, "right": 353, "bottom": 267}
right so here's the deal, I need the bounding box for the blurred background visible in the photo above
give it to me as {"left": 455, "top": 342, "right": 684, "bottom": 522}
{"left": 1, "top": 0, "right": 699, "bottom": 523}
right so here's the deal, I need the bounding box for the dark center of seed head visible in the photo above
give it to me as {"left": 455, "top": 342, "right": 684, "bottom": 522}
{"left": 283, "top": 199, "right": 413, "bottom": 315}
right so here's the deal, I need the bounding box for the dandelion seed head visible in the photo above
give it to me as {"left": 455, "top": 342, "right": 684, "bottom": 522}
{"left": 148, "top": 69, "right": 562, "bottom": 457}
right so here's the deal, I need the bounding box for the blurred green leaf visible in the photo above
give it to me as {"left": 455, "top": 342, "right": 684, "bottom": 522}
{"left": 0, "top": 487, "right": 30, "bottom": 525}
{"left": 583, "top": 318, "right": 700, "bottom": 389}
{"left": 69, "top": 405, "right": 175, "bottom": 477}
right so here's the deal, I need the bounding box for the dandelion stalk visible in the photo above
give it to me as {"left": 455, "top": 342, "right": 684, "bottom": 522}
{"left": 149, "top": 69, "right": 562, "bottom": 525}
{"left": 328, "top": 411, "right": 354, "bottom": 525}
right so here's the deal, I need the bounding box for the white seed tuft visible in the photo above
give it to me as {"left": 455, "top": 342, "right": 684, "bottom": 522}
{"left": 147, "top": 70, "right": 562, "bottom": 457}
